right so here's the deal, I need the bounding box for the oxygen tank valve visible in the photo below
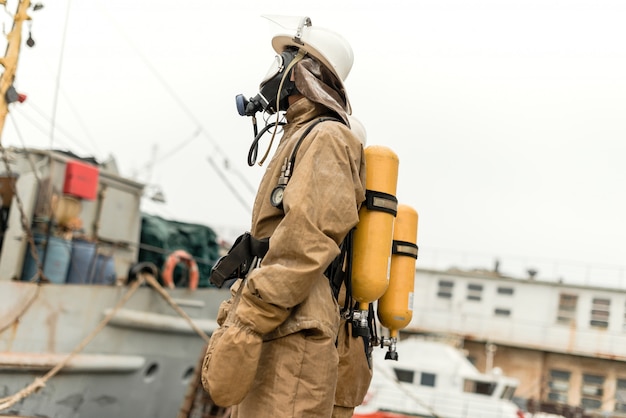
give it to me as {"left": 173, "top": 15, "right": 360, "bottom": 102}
{"left": 351, "top": 308, "right": 370, "bottom": 337}
{"left": 380, "top": 336, "right": 398, "bottom": 361}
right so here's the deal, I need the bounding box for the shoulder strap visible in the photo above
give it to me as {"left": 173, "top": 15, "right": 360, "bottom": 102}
{"left": 326, "top": 228, "right": 354, "bottom": 303}
{"left": 289, "top": 116, "right": 342, "bottom": 169}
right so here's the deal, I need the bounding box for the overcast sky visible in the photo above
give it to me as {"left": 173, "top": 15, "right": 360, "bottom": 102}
{"left": 2, "top": 0, "right": 626, "bottom": 286}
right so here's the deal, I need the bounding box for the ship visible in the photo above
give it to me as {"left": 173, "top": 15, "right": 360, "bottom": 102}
{"left": 0, "top": 146, "right": 232, "bottom": 418}
{"left": 0, "top": 2, "right": 232, "bottom": 417}
{"left": 353, "top": 337, "right": 525, "bottom": 418}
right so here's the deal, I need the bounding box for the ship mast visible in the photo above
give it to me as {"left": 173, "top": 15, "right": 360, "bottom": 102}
{"left": 0, "top": 0, "right": 32, "bottom": 145}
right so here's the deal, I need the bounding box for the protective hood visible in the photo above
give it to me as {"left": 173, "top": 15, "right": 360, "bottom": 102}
{"left": 293, "top": 56, "right": 351, "bottom": 126}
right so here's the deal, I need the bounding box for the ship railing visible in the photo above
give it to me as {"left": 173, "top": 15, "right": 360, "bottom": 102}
{"left": 409, "top": 308, "right": 626, "bottom": 361}
{"left": 419, "top": 247, "right": 626, "bottom": 290}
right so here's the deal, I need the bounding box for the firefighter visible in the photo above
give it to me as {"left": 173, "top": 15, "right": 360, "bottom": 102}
{"left": 202, "top": 16, "right": 371, "bottom": 418}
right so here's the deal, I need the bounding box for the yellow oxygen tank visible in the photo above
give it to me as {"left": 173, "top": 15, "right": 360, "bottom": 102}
{"left": 377, "top": 204, "right": 419, "bottom": 360}
{"left": 351, "top": 145, "right": 399, "bottom": 336}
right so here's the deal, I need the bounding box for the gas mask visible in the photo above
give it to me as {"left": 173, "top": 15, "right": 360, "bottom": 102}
{"left": 237, "top": 48, "right": 306, "bottom": 167}
{"left": 236, "top": 48, "right": 302, "bottom": 117}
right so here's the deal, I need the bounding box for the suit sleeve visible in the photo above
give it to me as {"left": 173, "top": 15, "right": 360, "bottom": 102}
{"left": 235, "top": 124, "right": 365, "bottom": 334}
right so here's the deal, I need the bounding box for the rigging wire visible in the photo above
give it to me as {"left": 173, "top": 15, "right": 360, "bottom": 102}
{"left": 201, "top": 130, "right": 258, "bottom": 194}
{"left": 14, "top": 1, "right": 258, "bottom": 220}
{"left": 226, "top": 158, "right": 257, "bottom": 196}
{"left": 8, "top": 112, "right": 41, "bottom": 183}
{"left": 207, "top": 156, "right": 252, "bottom": 215}
{"left": 134, "top": 127, "right": 202, "bottom": 178}
{"left": 93, "top": 0, "right": 258, "bottom": 196}
{"left": 13, "top": 103, "right": 90, "bottom": 154}
{"left": 49, "top": 0, "right": 73, "bottom": 150}
{"left": 58, "top": 87, "right": 101, "bottom": 156}
{"left": 10, "top": 56, "right": 101, "bottom": 156}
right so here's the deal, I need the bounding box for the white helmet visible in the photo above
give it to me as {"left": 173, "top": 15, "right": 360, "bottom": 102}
{"left": 264, "top": 15, "right": 354, "bottom": 83}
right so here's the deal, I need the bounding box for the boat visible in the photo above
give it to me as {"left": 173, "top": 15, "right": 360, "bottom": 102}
{"left": 0, "top": 2, "right": 231, "bottom": 417}
{"left": 353, "top": 337, "right": 525, "bottom": 418}
{"left": 0, "top": 147, "right": 233, "bottom": 417}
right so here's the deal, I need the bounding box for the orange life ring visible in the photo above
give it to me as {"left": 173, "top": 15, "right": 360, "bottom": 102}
{"left": 162, "top": 249, "right": 199, "bottom": 291}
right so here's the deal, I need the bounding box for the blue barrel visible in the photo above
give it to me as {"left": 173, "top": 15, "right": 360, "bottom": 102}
{"left": 21, "top": 234, "right": 72, "bottom": 284}
{"left": 90, "top": 254, "right": 117, "bottom": 285}
{"left": 66, "top": 239, "right": 97, "bottom": 284}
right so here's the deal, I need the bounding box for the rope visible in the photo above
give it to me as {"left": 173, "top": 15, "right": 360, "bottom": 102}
{"left": 0, "top": 277, "right": 144, "bottom": 411}
{"left": 0, "top": 145, "right": 45, "bottom": 284}
{"left": 0, "top": 270, "right": 212, "bottom": 412}
{"left": 140, "top": 272, "right": 211, "bottom": 344}
{"left": 0, "top": 284, "right": 39, "bottom": 334}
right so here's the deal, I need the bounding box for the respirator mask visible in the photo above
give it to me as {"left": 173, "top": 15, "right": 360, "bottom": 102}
{"left": 236, "top": 48, "right": 301, "bottom": 117}
{"left": 236, "top": 48, "right": 305, "bottom": 166}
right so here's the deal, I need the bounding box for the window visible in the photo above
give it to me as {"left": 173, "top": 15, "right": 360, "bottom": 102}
{"left": 497, "top": 286, "right": 514, "bottom": 296}
{"left": 501, "top": 385, "right": 516, "bottom": 400}
{"left": 437, "top": 280, "right": 454, "bottom": 299}
{"left": 615, "top": 378, "right": 626, "bottom": 412}
{"left": 393, "top": 368, "right": 414, "bottom": 383}
{"left": 590, "top": 298, "right": 610, "bottom": 328}
{"left": 581, "top": 373, "right": 604, "bottom": 410}
{"left": 464, "top": 379, "right": 495, "bottom": 395}
{"left": 420, "top": 372, "right": 436, "bottom": 387}
{"left": 494, "top": 308, "right": 511, "bottom": 317}
{"left": 557, "top": 294, "right": 578, "bottom": 325}
{"left": 467, "top": 283, "right": 483, "bottom": 301}
{"left": 548, "top": 370, "right": 570, "bottom": 403}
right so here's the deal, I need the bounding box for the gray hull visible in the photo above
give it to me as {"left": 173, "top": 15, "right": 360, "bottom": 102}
{"left": 0, "top": 281, "right": 229, "bottom": 418}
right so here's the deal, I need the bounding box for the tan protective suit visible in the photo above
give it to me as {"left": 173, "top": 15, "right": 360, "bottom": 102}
{"left": 203, "top": 97, "right": 369, "bottom": 417}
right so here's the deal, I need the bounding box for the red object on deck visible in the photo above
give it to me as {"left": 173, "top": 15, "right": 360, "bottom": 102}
{"left": 63, "top": 160, "right": 99, "bottom": 200}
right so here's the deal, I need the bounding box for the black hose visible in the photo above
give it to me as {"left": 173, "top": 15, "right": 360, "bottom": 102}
{"left": 247, "top": 121, "right": 286, "bottom": 166}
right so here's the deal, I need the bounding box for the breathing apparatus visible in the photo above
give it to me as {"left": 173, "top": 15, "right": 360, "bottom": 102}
{"left": 236, "top": 47, "right": 303, "bottom": 118}
{"left": 350, "top": 146, "right": 399, "bottom": 337}
{"left": 337, "top": 144, "right": 419, "bottom": 362}
{"left": 233, "top": 16, "right": 422, "bottom": 364}
{"left": 235, "top": 16, "right": 354, "bottom": 167}
{"left": 377, "top": 203, "right": 419, "bottom": 360}
{"left": 236, "top": 47, "right": 306, "bottom": 167}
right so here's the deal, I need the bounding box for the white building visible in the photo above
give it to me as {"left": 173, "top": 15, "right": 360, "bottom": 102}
{"left": 403, "top": 265, "right": 626, "bottom": 417}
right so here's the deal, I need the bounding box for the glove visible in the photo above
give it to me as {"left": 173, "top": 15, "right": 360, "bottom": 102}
{"left": 215, "top": 279, "right": 242, "bottom": 326}
{"left": 202, "top": 280, "right": 263, "bottom": 407}
{"left": 201, "top": 319, "right": 262, "bottom": 407}
{"left": 202, "top": 275, "right": 289, "bottom": 406}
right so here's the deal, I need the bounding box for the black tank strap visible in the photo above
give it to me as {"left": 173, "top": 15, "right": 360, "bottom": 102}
{"left": 289, "top": 116, "right": 342, "bottom": 169}
{"left": 364, "top": 190, "right": 398, "bottom": 216}
{"left": 392, "top": 240, "right": 419, "bottom": 259}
